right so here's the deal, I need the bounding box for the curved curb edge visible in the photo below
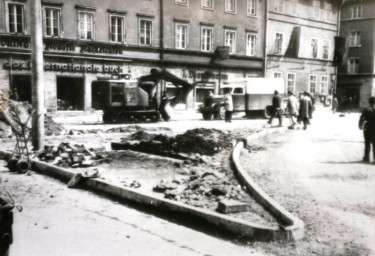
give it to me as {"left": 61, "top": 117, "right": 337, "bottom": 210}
{"left": 231, "top": 127, "right": 305, "bottom": 241}
{"left": 0, "top": 149, "right": 289, "bottom": 242}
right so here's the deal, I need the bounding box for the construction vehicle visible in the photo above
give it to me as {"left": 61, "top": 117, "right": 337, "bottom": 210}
{"left": 199, "top": 78, "right": 287, "bottom": 120}
{"left": 92, "top": 69, "right": 195, "bottom": 123}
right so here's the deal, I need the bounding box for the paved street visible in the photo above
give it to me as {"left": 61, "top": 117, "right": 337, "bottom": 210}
{"left": 1, "top": 107, "right": 374, "bottom": 256}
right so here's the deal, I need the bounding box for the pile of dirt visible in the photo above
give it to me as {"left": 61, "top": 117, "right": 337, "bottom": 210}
{"left": 119, "top": 128, "right": 233, "bottom": 156}
{"left": 0, "top": 101, "right": 67, "bottom": 137}
{"left": 37, "top": 142, "right": 111, "bottom": 168}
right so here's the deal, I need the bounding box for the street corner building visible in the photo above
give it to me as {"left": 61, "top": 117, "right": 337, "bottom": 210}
{"left": 0, "top": 0, "right": 373, "bottom": 114}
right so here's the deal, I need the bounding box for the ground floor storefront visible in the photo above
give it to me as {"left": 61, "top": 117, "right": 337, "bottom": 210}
{"left": 0, "top": 55, "right": 263, "bottom": 112}
{"left": 336, "top": 75, "right": 375, "bottom": 110}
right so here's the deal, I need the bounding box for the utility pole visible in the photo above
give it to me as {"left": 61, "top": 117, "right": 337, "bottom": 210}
{"left": 30, "top": 0, "right": 45, "bottom": 150}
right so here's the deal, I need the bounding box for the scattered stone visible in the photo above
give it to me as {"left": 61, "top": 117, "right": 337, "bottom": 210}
{"left": 217, "top": 199, "right": 249, "bottom": 214}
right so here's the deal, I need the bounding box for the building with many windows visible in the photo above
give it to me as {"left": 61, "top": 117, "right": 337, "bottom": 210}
{"left": 0, "top": 0, "right": 266, "bottom": 112}
{"left": 0, "top": 0, "right": 354, "bottom": 113}
{"left": 265, "top": 0, "right": 340, "bottom": 102}
{"left": 336, "top": 0, "right": 375, "bottom": 109}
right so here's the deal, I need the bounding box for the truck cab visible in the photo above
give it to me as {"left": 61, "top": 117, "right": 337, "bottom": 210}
{"left": 199, "top": 78, "right": 287, "bottom": 120}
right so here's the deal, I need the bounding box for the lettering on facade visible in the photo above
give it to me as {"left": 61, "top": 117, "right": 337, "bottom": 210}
{"left": 80, "top": 45, "right": 123, "bottom": 55}
{"left": 0, "top": 37, "right": 30, "bottom": 49}
{"left": 182, "top": 69, "right": 228, "bottom": 81}
{"left": 45, "top": 42, "right": 75, "bottom": 52}
{"left": 3, "top": 61, "right": 124, "bottom": 74}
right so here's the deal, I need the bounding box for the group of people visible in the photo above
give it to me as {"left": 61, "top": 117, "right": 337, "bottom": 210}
{"left": 268, "top": 90, "right": 314, "bottom": 130}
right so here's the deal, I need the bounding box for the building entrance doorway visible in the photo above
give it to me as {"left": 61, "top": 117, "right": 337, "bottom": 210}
{"left": 57, "top": 77, "right": 84, "bottom": 110}
{"left": 11, "top": 75, "right": 32, "bottom": 103}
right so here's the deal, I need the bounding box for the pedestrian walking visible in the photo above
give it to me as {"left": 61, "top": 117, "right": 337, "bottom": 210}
{"left": 287, "top": 91, "right": 298, "bottom": 128}
{"left": 268, "top": 90, "right": 282, "bottom": 126}
{"left": 358, "top": 96, "right": 375, "bottom": 164}
{"left": 298, "top": 92, "right": 313, "bottom": 130}
{"left": 223, "top": 88, "right": 233, "bottom": 122}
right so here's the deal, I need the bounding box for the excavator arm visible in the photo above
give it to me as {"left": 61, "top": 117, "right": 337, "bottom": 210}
{"left": 138, "top": 69, "right": 196, "bottom": 107}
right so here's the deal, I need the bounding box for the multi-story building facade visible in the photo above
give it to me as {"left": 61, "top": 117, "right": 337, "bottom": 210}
{"left": 337, "top": 0, "right": 375, "bottom": 109}
{"left": 265, "top": 0, "right": 340, "bottom": 103}
{"left": 0, "top": 0, "right": 266, "bottom": 112}
{"left": 0, "top": 0, "right": 350, "bottom": 113}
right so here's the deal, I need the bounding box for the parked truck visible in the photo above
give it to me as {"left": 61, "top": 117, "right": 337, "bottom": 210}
{"left": 92, "top": 69, "right": 196, "bottom": 123}
{"left": 199, "top": 78, "right": 287, "bottom": 120}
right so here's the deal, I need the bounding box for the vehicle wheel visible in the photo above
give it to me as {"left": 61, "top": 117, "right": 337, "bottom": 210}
{"left": 264, "top": 106, "right": 273, "bottom": 119}
{"left": 215, "top": 106, "right": 225, "bottom": 120}
{"left": 202, "top": 112, "right": 213, "bottom": 120}
{"left": 150, "top": 113, "right": 160, "bottom": 122}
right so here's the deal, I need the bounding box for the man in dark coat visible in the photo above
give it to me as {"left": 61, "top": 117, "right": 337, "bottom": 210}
{"left": 298, "top": 92, "right": 313, "bottom": 130}
{"left": 268, "top": 90, "right": 282, "bottom": 126}
{"left": 359, "top": 96, "right": 375, "bottom": 163}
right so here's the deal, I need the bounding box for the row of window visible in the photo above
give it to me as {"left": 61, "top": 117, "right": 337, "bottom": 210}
{"left": 6, "top": 2, "right": 259, "bottom": 55}
{"left": 273, "top": 72, "right": 329, "bottom": 95}
{"left": 272, "top": 0, "right": 334, "bottom": 23}
{"left": 176, "top": 0, "right": 257, "bottom": 16}
{"left": 273, "top": 33, "right": 330, "bottom": 60}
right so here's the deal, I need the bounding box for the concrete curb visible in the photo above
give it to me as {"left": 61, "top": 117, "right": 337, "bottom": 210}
{"left": 0, "top": 149, "right": 290, "bottom": 241}
{"left": 231, "top": 127, "right": 305, "bottom": 241}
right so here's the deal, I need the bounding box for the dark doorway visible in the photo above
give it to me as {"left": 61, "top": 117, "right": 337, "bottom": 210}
{"left": 11, "top": 75, "right": 32, "bottom": 103}
{"left": 57, "top": 77, "right": 84, "bottom": 110}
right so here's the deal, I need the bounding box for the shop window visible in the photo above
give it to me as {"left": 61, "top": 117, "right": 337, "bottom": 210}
{"left": 201, "top": 26, "right": 213, "bottom": 52}
{"left": 246, "top": 33, "right": 256, "bottom": 56}
{"left": 287, "top": 73, "right": 296, "bottom": 93}
{"left": 320, "top": 75, "right": 328, "bottom": 95}
{"left": 57, "top": 77, "right": 84, "bottom": 110}
{"left": 78, "top": 11, "right": 94, "bottom": 40}
{"left": 309, "top": 74, "right": 317, "bottom": 94}
{"left": 43, "top": 7, "right": 61, "bottom": 37}
{"left": 139, "top": 19, "right": 152, "bottom": 46}
{"left": 224, "top": 30, "right": 236, "bottom": 54}
{"left": 175, "top": 23, "right": 188, "bottom": 49}
{"left": 7, "top": 3, "right": 25, "bottom": 34}
{"left": 11, "top": 75, "right": 31, "bottom": 103}
{"left": 110, "top": 15, "right": 125, "bottom": 43}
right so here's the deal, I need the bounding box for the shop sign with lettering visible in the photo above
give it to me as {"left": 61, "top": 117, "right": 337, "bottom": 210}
{"left": 3, "top": 61, "right": 124, "bottom": 74}
{"left": 80, "top": 45, "right": 123, "bottom": 55}
{"left": 0, "top": 37, "right": 30, "bottom": 49}
{"left": 45, "top": 41, "right": 75, "bottom": 52}
{"left": 182, "top": 69, "right": 228, "bottom": 81}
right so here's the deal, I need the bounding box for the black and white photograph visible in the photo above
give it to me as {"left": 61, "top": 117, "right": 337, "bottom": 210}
{"left": 0, "top": 0, "right": 374, "bottom": 255}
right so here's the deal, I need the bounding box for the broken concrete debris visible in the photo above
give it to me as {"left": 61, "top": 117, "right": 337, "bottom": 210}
{"left": 153, "top": 169, "right": 249, "bottom": 211}
{"left": 37, "top": 142, "right": 112, "bottom": 168}
{"left": 217, "top": 199, "right": 250, "bottom": 214}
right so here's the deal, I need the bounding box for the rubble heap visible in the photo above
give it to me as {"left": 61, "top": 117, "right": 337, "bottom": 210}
{"left": 153, "top": 169, "right": 249, "bottom": 210}
{"left": 37, "top": 143, "right": 111, "bottom": 168}
{"left": 119, "top": 128, "right": 232, "bottom": 156}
